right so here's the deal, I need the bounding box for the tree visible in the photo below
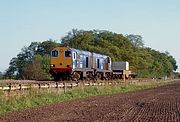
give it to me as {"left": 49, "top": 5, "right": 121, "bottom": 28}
{"left": 0, "top": 71, "right": 3, "bottom": 79}
{"left": 165, "top": 51, "right": 178, "bottom": 71}
{"left": 5, "top": 40, "right": 59, "bottom": 80}
{"left": 126, "top": 34, "right": 144, "bottom": 48}
{"left": 5, "top": 29, "right": 178, "bottom": 79}
{"left": 22, "top": 55, "right": 50, "bottom": 80}
{"left": 37, "top": 39, "right": 60, "bottom": 55}
{"left": 61, "top": 29, "right": 177, "bottom": 78}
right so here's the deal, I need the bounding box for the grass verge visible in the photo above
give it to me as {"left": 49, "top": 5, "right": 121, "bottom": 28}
{"left": 0, "top": 79, "right": 179, "bottom": 114}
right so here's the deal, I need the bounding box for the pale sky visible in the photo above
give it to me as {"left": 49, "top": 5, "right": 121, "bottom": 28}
{"left": 0, "top": 0, "right": 180, "bottom": 72}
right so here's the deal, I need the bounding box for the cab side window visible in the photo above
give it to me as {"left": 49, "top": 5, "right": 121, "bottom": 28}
{"left": 65, "top": 50, "right": 71, "bottom": 57}
{"left": 107, "top": 57, "right": 110, "bottom": 63}
{"left": 51, "top": 50, "right": 58, "bottom": 57}
{"left": 97, "top": 59, "right": 100, "bottom": 68}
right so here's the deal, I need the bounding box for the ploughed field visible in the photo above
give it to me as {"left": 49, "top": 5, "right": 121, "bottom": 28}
{"left": 0, "top": 82, "right": 180, "bottom": 122}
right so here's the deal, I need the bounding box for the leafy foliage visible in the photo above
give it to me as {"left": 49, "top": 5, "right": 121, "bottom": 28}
{"left": 21, "top": 55, "right": 51, "bottom": 80}
{"left": 4, "top": 29, "right": 178, "bottom": 79}
{"left": 4, "top": 40, "right": 60, "bottom": 80}
{"left": 0, "top": 72, "right": 3, "bottom": 80}
{"left": 61, "top": 29, "right": 178, "bottom": 78}
{"left": 126, "top": 34, "right": 144, "bottom": 48}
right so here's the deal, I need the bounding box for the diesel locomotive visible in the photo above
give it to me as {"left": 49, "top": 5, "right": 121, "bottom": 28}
{"left": 49, "top": 46, "right": 132, "bottom": 81}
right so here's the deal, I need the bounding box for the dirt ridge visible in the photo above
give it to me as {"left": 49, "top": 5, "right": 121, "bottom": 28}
{"left": 0, "top": 83, "right": 180, "bottom": 122}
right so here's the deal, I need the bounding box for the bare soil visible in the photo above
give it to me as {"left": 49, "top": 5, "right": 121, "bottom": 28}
{"left": 0, "top": 82, "right": 180, "bottom": 122}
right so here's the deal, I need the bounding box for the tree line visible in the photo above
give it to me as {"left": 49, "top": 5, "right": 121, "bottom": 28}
{"left": 1, "top": 29, "right": 179, "bottom": 80}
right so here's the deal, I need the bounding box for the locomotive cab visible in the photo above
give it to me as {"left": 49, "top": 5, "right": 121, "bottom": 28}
{"left": 50, "top": 47, "right": 73, "bottom": 80}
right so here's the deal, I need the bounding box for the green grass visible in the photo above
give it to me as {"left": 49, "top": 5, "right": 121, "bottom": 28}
{"left": 0, "top": 79, "right": 179, "bottom": 114}
{"left": 0, "top": 84, "right": 9, "bottom": 87}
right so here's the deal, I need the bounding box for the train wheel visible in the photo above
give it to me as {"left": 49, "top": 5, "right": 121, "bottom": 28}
{"left": 96, "top": 72, "right": 102, "bottom": 80}
{"left": 105, "top": 73, "right": 111, "bottom": 80}
{"left": 72, "top": 72, "right": 80, "bottom": 81}
{"left": 86, "top": 72, "right": 94, "bottom": 81}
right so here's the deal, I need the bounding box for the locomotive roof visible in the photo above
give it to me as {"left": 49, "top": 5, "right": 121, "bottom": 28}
{"left": 52, "top": 46, "right": 110, "bottom": 58}
{"left": 70, "top": 47, "right": 109, "bottom": 58}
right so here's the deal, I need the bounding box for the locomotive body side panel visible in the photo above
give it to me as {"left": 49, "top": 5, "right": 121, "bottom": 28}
{"left": 72, "top": 49, "right": 92, "bottom": 71}
{"left": 93, "top": 53, "right": 112, "bottom": 72}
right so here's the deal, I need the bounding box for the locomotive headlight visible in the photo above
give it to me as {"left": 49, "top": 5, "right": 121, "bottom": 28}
{"left": 50, "top": 64, "right": 55, "bottom": 67}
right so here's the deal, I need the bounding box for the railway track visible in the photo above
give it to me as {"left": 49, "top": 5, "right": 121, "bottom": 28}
{"left": 0, "top": 80, "right": 131, "bottom": 91}
{"left": 0, "top": 78, "right": 173, "bottom": 92}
